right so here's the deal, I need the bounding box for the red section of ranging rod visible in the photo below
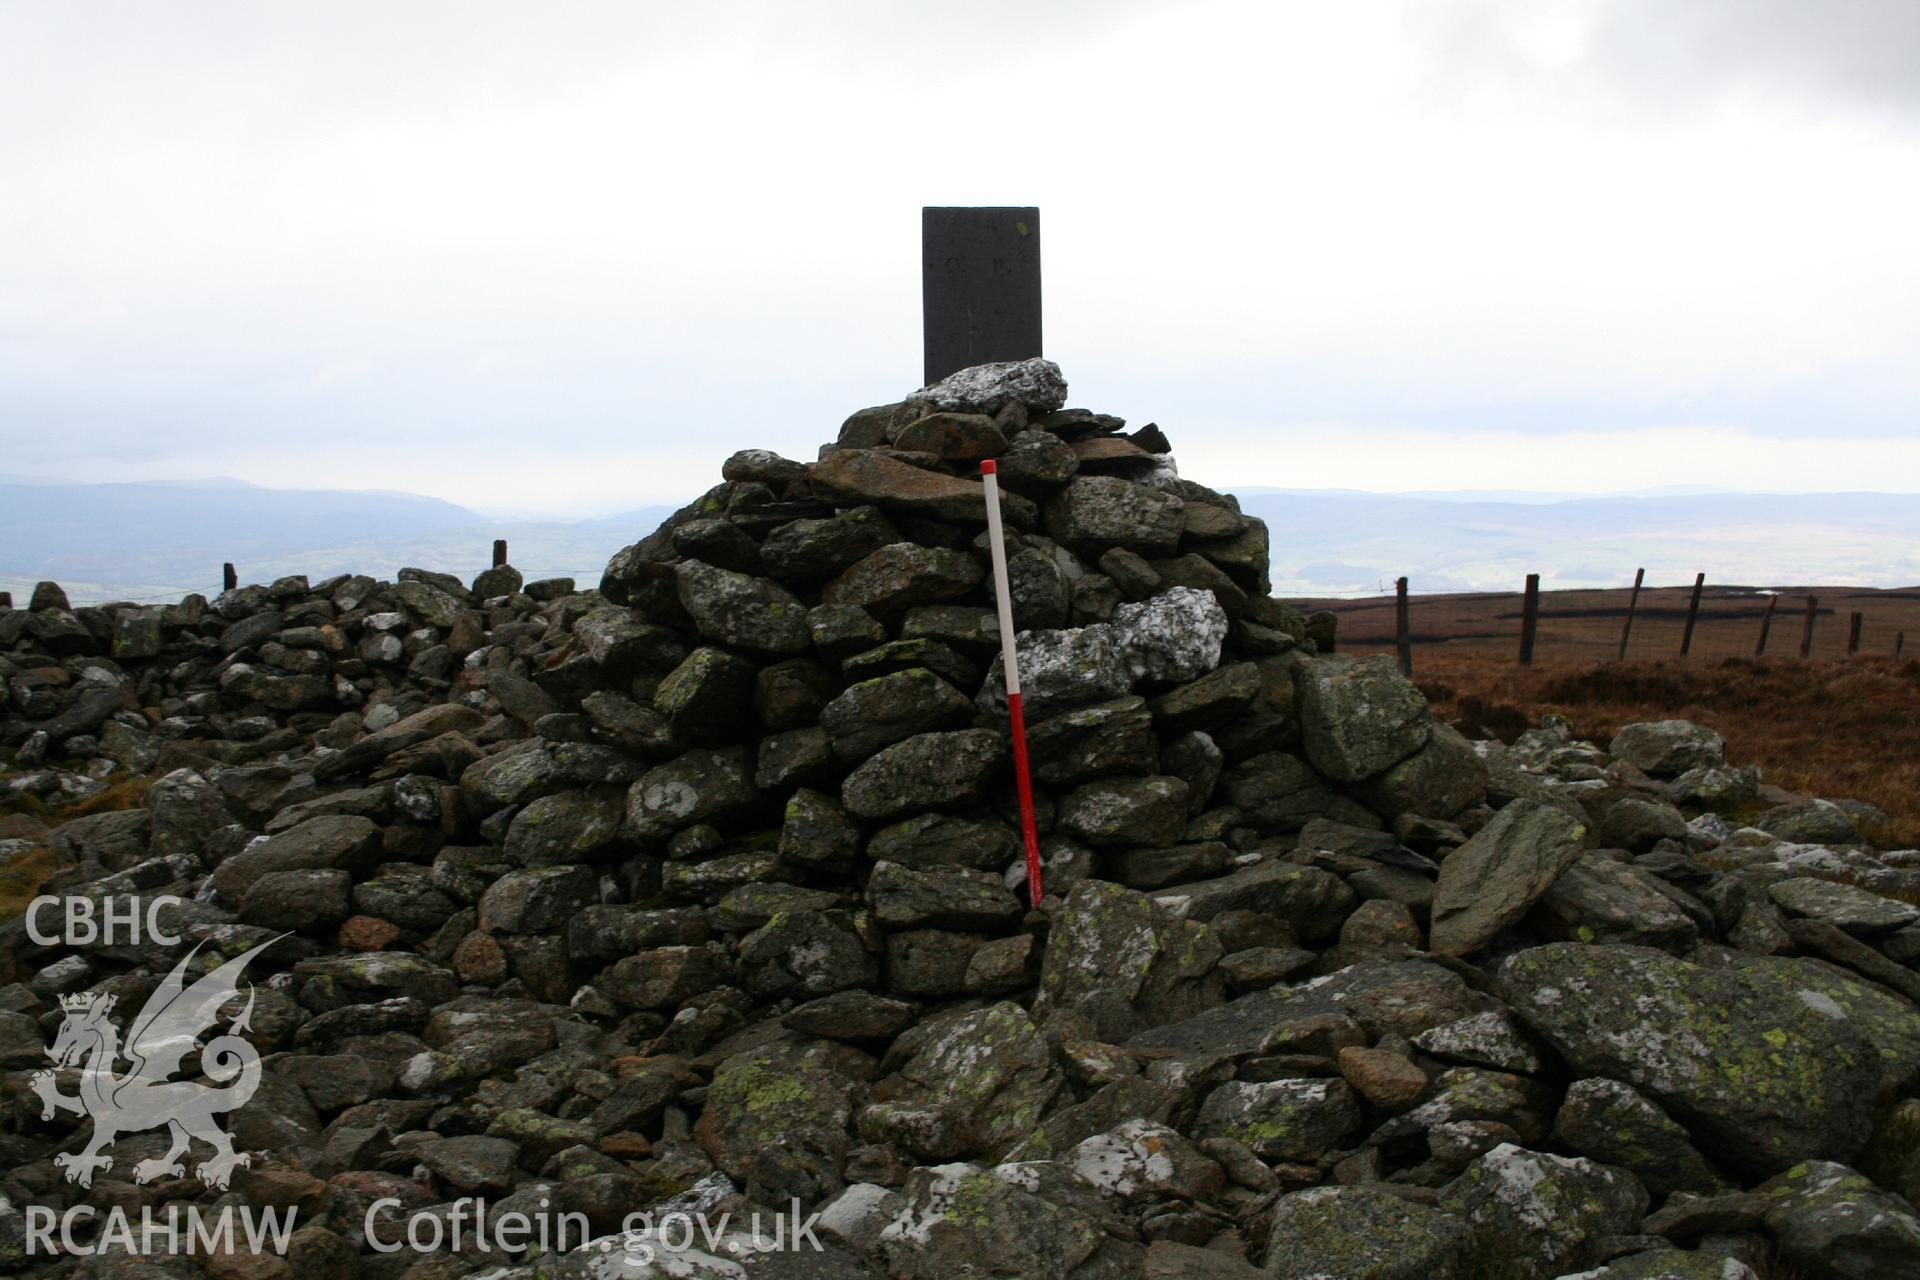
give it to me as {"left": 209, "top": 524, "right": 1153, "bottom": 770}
{"left": 1005, "top": 689, "right": 1043, "bottom": 906}
{"left": 980, "top": 459, "right": 1044, "bottom": 906}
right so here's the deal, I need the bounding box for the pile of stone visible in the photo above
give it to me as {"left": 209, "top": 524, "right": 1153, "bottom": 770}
{"left": 3, "top": 358, "right": 1920, "bottom": 1280}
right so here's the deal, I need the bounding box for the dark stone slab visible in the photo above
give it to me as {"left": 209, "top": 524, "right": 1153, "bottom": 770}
{"left": 922, "top": 206, "right": 1041, "bottom": 384}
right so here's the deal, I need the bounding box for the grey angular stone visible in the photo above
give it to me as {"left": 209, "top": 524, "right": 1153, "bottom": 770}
{"left": 1498, "top": 944, "right": 1881, "bottom": 1174}
{"left": 1194, "top": 1077, "right": 1361, "bottom": 1160}
{"left": 1529, "top": 854, "right": 1700, "bottom": 951}
{"left": 1057, "top": 775, "right": 1190, "bottom": 848}
{"left": 907, "top": 357, "right": 1068, "bottom": 415}
{"left": 1044, "top": 475, "right": 1186, "bottom": 556}
{"left": 673, "top": 560, "right": 811, "bottom": 656}
{"left": 1354, "top": 723, "right": 1488, "bottom": 821}
{"left": 1553, "top": 1077, "right": 1727, "bottom": 1197}
{"left": 978, "top": 624, "right": 1132, "bottom": 721}
{"left": 1758, "top": 1159, "right": 1920, "bottom": 1280}
{"left": 1037, "top": 880, "right": 1225, "bottom": 1034}
{"left": 1610, "top": 720, "right": 1726, "bottom": 776}
{"left": 654, "top": 646, "right": 758, "bottom": 741}
{"left": 1221, "top": 752, "right": 1354, "bottom": 833}
{"left": 1261, "top": 1185, "right": 1467, "bottom": 1280}
{"left": 1109, "top": 586, "right": 1228, "bottom": 683}
{"left": 1429, "top": 798, "right": 1590, "bottom": 956}
{"left": 1438, "top": 1143, "right": 1648, "bottom": 1276}
{"left": 737, "top": 910, "right": 879, "bottom": 998}
{"left": 1296, "top": 655, "right": 1433, "bottom": 784}
{"left": 760, "top": 506, "right": 903, "bottom": 586}
{"left": 841, "top": 729, "right": 1006, "bottom": 822}
{"left": 821, "top": 543, "right": 984, "bottom": 613}
{"left": 625, "top": 746, "right": 759, "bottom": 845}
{"left": 698, "top": 1037, "right": 875, "bottom": 1205}
{"left": 820, "top": 668, "right": 973, "bottom": 761}
{"left": 1769, "top": 876, "right": 1919, "bottom": 933}
{"left": 868, "top": 812, "right": 1019, "bottom": 872}
{"left": 860, "top": 1002, "right": 1063, "bottom": 1162}
{"left": 867, "top": 861, "right": 1024, "bottom": 932}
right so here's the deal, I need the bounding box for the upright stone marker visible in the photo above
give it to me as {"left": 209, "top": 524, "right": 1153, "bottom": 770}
{"left": 922, "top": 206, "right": 1041, "bottom": 385}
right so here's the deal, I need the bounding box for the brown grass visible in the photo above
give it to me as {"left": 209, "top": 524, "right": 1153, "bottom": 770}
{"left": 0, "top": 774, "right": 154, "bottom": 922}
{"left": 1407, "top": 652, "right": 1920, "bottom": 847}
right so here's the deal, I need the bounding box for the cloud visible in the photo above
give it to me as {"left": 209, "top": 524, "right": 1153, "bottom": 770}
{"left": 0, "top": 1, "right": 1916, "bottom": 516}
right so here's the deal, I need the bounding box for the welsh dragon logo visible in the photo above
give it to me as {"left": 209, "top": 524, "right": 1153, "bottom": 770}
{"left": 31, "top": 938, "right": 279, "bottom": 1190}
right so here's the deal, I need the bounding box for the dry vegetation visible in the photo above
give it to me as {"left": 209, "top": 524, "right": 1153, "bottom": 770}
{"left": 1409, "top": 651, "right": 1920, "bottom": 847}
{"left": 0, "top": 775, "right": 151, "bottom": 921}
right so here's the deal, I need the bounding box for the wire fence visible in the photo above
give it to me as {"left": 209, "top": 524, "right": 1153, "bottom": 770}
{"left": 1299, "top": 574, "right": 1918, "bottom": 670}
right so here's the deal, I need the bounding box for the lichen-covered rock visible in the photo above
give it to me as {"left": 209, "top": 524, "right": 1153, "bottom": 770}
{"left": 697, "top": 1037, "right": 877, "bottom": 1205}
{"left": 867, "top": 861, "right": 1024, "bottom": 932}
{"left": 809, "top": 448, "right": 1035, "bottom": 526}
{"left": 1529, "top": 854, "right": 1700, "bottom": 951}
{"left": 1568, "top": 1252, "right": 1762, "bottom": 1280}
{"left": 761, "top": 505, "right": 903, "bottom": 584}
{"left": 1411, "top": 1011, "right": 1545, "bottom": 1075}
{"left": 820, "top": 667, "right": 974, "bottom": 761}
{"left": 673, "top": 559, "right": 811, "bottom": 655}
{"left": 1552, "top": 1077, "right": 1726, "bottom": 1197}
{"left": 1438, "top": 1143, "right": 1648, "bottom": 1276}
{"left": 1109, "top": 587, "right": 1228, "bottom": 683}
{"left": 1295, "top": 654, "right": 1433, "bottom": 783}
{"left": 1068, "top": 1119, "right": 1224, "bottom": 1205}
{"left": 1036, "top": 880, "right": 1224, "bottom": 1035}
{"left": 977, "top": 623, "right": 1132, "bottom": 720}
{"left": 1354, "top": 722, "right": 1488, "bottom": 821}
{"left": 842, "top": 729, "right": 1006, "bottom": 821}
{"left": 1699, "top": 948, "right": 1920, "bottom": 1095}
{"left": 1193, "top": 1077, "right": 1361, "bottom": 1161}
{"left": 908, "top": 358, "right": 1069, "bottom": 416}
{"left": 1757, "top": 1159, "right": 1920, "bottom": 1280}
{"left": 1150, "top": 860, "right": 1359, "bottom": 941}
{"left": 1044, "top": 476, "right": 1187, "bottom": 557}
{"left": 1057, "top": 775, "right": 1190, "bottom": 847}
{"left": 1429, "top": 798, "right": 1590, "bottom": 956}
{"left": 625, "top": 746, "right": 759, "bottom": 844}
{"left": 1220, "top": 751, "right": 1353, "bottom": 832}
{"left": 877, "top": 1158, "right": 1112, "bottom": 1279}
{"left": 1609, "top": 719, "right": 1726, "bottom": 776}
{"left": 822, "top": 543, "right": 985, "bottom": 614}
{"left": 1497, "top": 944, "right": 1881, "bottom": 1173}
{"left": 1768, "top": 876, "right": 1920, "bottom": 933}
{"left": 1260, "top": 1185, "right": 1467, "bottom": 1280}
{"left": 1025, "top": 697, "right": 1160, "bottom": 786}
{"left": 737, "top": 910, "right": 879, "bottom": 999}
{"left": 862, "top": 1002, "right": 1064, "bottom": 1162}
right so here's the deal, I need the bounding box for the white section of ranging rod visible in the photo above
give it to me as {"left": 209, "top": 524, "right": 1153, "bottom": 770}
{"left": 979, "top": 462, "right": 1022, "bottom": 697}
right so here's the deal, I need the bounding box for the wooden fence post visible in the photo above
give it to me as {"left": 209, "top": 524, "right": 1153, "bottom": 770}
{"left": 1394, "top": 577, "right": 1412, "bottom": 679}
{"left": 1848, "top": 612, "right": 1863, "bottom": 656}
{"left": 1800, "top": 596, "right": 1818, "bottom": 658}
{"left": 1618, "top": 568, "right": 1644, "bottom": 661}
{"left": 493, "top": 539, "right": 508, "bottom": 568}
{"left": 0, "top": 591, "right": 11, "bottom": 608}
{"left": 1679, "top": 572, "right": 1705, "bottom": 656}
{"left": 222, "top": 562, "right": 238, "bottom": 592}
{"left": 1755, "top": 593, "right": 1778, "bottom": 656}
{"left": 1519, "top": 573, "right": 1540, "bottom": 667}
{"left": 1898, "top": 632, "right": 1907, "bottom": 657}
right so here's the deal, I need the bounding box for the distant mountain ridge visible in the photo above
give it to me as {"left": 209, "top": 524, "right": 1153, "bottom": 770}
{"left": 3, "top": 478, "right": 1915, "bottom": 605}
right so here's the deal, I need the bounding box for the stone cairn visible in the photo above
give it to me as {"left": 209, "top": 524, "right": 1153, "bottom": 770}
{"left": 3, "top": 359, "right": 1920, "bottom": 1279}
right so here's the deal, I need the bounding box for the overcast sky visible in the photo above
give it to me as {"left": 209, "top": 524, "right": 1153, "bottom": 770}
{"left": 3, "top": 0, "right": 1917, "bottom": 517}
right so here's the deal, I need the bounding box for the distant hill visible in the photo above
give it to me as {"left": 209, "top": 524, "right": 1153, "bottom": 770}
{"left": 0, "top": 480, "right": 674, "bottom": 603}
{"left": 4, "top": 478, "right": 1916, "bottom": 605}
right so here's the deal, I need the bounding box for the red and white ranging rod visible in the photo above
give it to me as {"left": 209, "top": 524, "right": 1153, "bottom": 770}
{"left": 979, "top": 459, "right": 1044, "bottom": 907}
